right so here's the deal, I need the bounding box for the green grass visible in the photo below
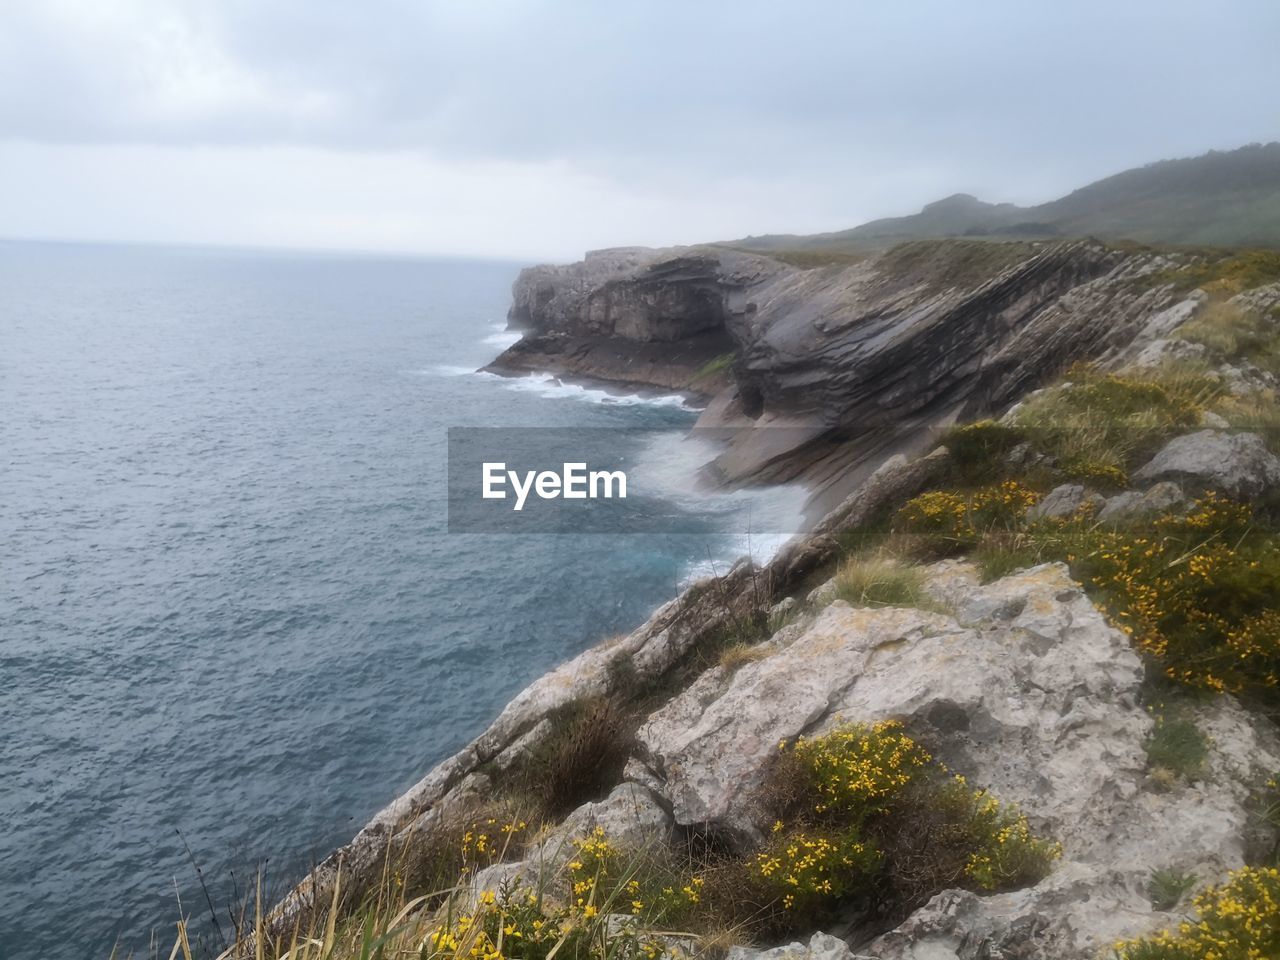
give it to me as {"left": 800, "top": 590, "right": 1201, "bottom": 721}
{"left": 759, "top": 249, "right": 871, "bottom": 269}
{"left": 1149, "top": 866, "right": 1199, "bottom": 911}
{"left": 972, "top": 534, "right": 1046, "bottom": 583}
{"left": 1146, "top": 710, "right": 1210, "bottom": 781}
{"left": 1160, "top": 249, "right": 1280, "bottom": 294}
{"left": 1009, "top": 365, "right": 1221, "bottom": 488}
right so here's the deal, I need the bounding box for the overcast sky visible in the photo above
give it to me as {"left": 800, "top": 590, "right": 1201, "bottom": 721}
{"left": 1, "top": 0, "right": 1277, "bottom": 261}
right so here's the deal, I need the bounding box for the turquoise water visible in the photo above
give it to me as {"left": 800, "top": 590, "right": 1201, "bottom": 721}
{"left": 0, "top": 241, "right": 800, "bottom": 959}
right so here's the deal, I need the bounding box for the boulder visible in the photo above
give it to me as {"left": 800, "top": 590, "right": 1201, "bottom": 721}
{"left": 1096, "top": 481, "right": 1188, "bottom": 524}
{"left": 868, "top": 863, "right": 1156, "bottom": 960}
{"left": 1132, "top": 430, "right": 1280, "bottom": 499}
{"left": 1025, "top": 483, "right": 1104, "bottom": 520}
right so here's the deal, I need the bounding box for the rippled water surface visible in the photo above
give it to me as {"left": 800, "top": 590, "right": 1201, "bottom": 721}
{"left": 0, "top": 241, "right": 800, "bottom": 960}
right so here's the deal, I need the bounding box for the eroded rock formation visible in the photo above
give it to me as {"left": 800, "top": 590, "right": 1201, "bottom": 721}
{"left": 491, "top": 240, "right": 1206, "bottom": 508}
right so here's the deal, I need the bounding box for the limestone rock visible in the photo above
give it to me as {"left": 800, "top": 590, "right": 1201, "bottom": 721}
{"left": 1132, "top": 430, "right": 1280, "bottom": 499}
{"left": 635, "top": 562, "right": 1280, "bottom": 957}
{"left": 1026, "top": 483, "right": 1088, "bottom": 520}
{"left": 637, "top": 564, "right": 1150, "bottom": 844}
{"left": 1096, "top": 480, "right": 1188, "bottom": 524}
{"left": 728, "top": 932, "right": 871, "bottom": 960}
{"left": 1128, "top": 337, "right": 1209, "bottom": 370}
{"left": 868, "top": 863, "right": 1157, "bottom": 960}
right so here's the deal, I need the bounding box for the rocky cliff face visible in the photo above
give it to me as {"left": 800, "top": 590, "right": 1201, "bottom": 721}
{"left": 491, "top": 239, "right": 1198, "bottom": 509}
{"left": 262, "top": 444, "right": 1280, "bottom": 958}
{"left": 255, "top": 249, "right": 1280, "bottom": 960}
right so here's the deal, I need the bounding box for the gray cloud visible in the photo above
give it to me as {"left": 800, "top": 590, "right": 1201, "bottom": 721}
{"left": 1, "top": 0, "right": 1278, "bottom": 256}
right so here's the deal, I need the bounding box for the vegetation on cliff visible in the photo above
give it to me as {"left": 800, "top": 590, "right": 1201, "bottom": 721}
{"left": 164, "top": 247, "right": 1280, "bottom": 960}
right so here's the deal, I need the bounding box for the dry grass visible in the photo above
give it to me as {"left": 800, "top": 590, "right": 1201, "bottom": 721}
{"left": 1179, "top": 300, "right": 1280, "bottom": 372}
{"left": 1010, "top": 365, "right": 1221, "bottom": 486}
{"left": 507, "top": 695, "right": 638, "bottom": 820}
{"left": 833, "top": 556, "right": 933, "bottom": 609}
{"left": 718, "top": 642, "right": 771, "bottom": 673}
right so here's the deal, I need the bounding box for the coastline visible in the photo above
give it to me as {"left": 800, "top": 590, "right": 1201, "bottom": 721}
{"left": 260, "top": 442, "right": 930, "bottom": 942}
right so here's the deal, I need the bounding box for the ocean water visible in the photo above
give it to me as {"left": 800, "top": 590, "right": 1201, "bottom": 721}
{"left": 0, "top": 241, "right": 802, "bottom": 960}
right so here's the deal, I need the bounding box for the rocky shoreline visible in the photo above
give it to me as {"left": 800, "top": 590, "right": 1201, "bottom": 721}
{"left": 261, "top": 241, "right": 1280, "bottom": 959}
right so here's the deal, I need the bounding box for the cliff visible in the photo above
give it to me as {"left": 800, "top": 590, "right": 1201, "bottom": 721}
{"left": 491, "top": 238, "right": 1209, "bottom": 511}
{"left": 249, "top": 250, "right": 1280, "bottom": 960}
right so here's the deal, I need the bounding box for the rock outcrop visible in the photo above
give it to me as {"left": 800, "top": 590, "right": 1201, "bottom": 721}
{"left": 1133, "top": 430, "right": 1280, "bottom": 499}
{"left": 491, "top": 240, "right": 1206, "bottom": 509}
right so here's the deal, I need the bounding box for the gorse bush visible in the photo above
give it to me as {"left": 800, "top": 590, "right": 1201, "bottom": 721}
{"left": 792, "top": 721, "right": 932, "bottom": 821}
{"left": 422, "top": 830, "right": 697, "bottom": 960}
{"left": 1066, "top": 494, "right": 1280, "bottom": 696}
{"left": 950, "top": 779, "right": 1063, "bottom": 891}
{"left": 895, "top": 481, "right": 1039, "bottom": 555}
{"left": 893, "top": 476, "right": 1280, "bottom": 700}
{"left": 757, "top": 722, "right": 1060, "bottom": 924}
{"left": 754, "top": 825, "right": 881, "bottom": 914}
{"left": 1112, "top": 865, "right": 1280, "bottom": 960}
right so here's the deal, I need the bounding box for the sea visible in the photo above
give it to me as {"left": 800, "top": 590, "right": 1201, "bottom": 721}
{"left": 0, "top": 240, "right": 804, "bottom": 960}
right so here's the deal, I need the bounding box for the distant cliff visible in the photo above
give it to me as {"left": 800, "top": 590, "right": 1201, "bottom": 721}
{"left": 490, "top": 237, "right": 1208, "bottom": 511}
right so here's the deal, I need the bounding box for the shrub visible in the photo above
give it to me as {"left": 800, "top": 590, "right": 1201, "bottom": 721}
{"left": 938, "top": 420, "right": 1026, "bottom": 486}
{"left": 509, "top": 695, "right": 637, "bottom": 819}
{"left": 874, "top": 775, "right": 1061, "bottom": 908}
{"left": 895, "top": 481, "right": 1039, "bottom": 555}
{"left": 1113, "top": 865, "right": 1280, "bottom": 960}
{"left": 1066, "top": 494, "right": 1280, "bottom": 696}
{"left": 757, "top": 723, "right": 1060, "bottom": 923}
{"left": 791, "top": 721, "right": 932, "bottom": 822}
{"left": 953, "top": 781, "right": 1063, "bottom": 891}
{"left": 754, "top": 826, "right": 881, "bottom": 915}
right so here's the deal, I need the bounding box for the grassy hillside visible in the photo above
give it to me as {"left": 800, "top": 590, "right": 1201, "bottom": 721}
{"left": 731, "top": 143, "right": 1280, "bottom": 253}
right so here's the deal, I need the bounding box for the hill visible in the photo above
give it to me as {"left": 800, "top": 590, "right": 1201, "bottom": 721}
{"left": 732, "top": 142, "right": 1280, "bottom": 252}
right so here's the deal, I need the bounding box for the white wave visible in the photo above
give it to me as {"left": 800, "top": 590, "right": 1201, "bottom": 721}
{"left": 428, "top": 364, "right": 481, "bottom": 377}
{"left": 481, "top": 330, "right": 522, "bottom": 349}
{"left": 626, "top": 431, "right": 808, "bottom": 577}
{"left": 482, "top": 371, "right": 698, "bottom": 410}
